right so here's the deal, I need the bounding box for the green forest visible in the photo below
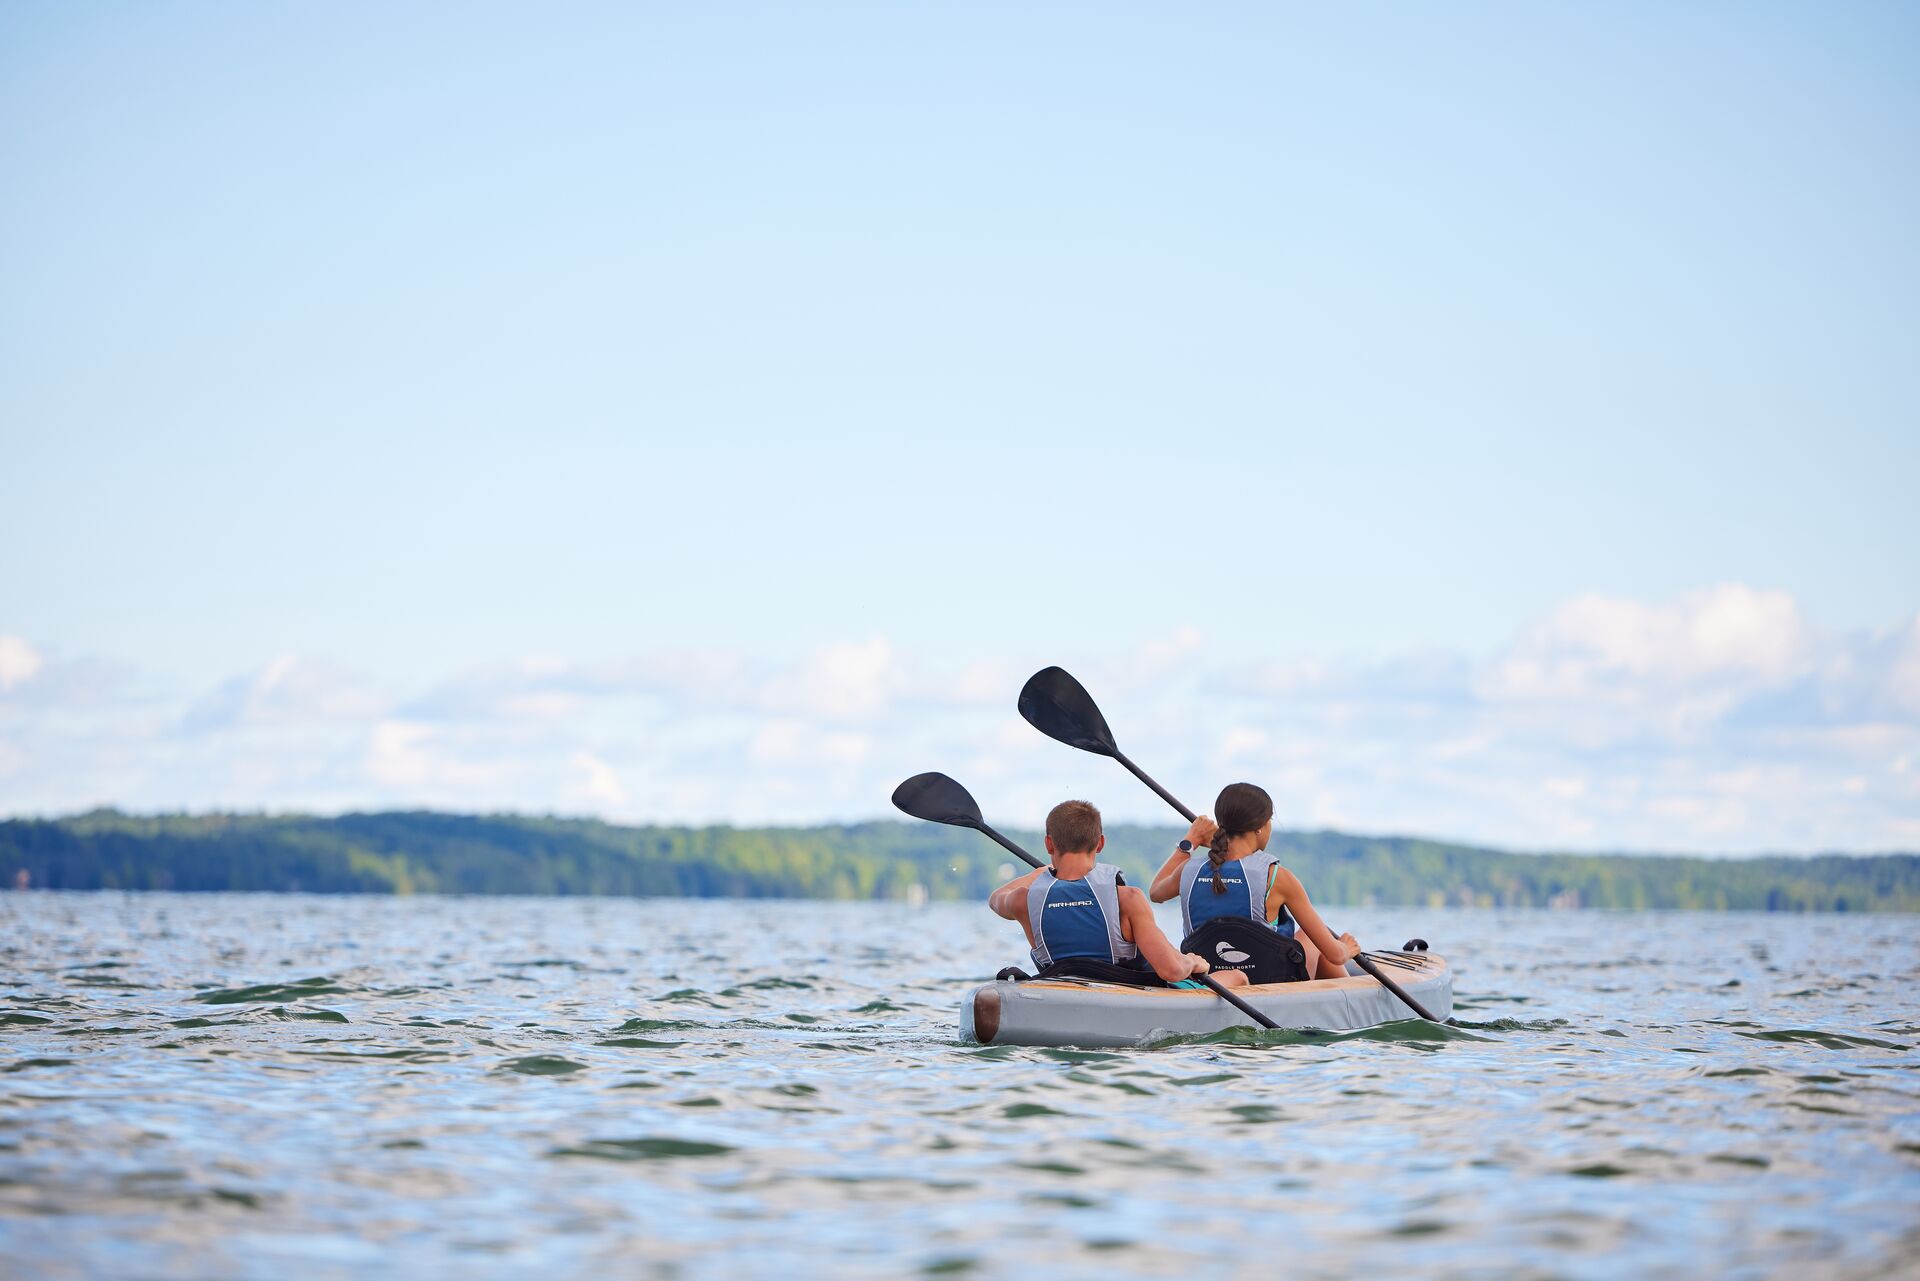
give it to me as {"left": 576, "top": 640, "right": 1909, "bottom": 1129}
{"left": 2, "top": 809, "right": 1914, "bottom": 911}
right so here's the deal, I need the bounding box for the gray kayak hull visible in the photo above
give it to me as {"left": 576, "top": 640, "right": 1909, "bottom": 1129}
{"left": 961, "top": 952, "right": 1452, "bottom": 1047}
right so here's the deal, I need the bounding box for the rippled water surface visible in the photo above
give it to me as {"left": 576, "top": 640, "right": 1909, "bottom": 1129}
{"left": 2, "top": 894, "right": 1917, "bottom": 1280}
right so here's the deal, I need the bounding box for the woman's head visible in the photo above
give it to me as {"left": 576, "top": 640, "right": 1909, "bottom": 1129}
{"left": 1205, "top": 782, "right": 1275, "bottom": 894}
{"left": 1215, "top": 782, "right": 1274, "bottom": 839}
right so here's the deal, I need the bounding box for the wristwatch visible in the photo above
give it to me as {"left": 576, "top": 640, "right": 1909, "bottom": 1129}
{"left": 1176, "top": 839, "right": 1194, "bottom": 853}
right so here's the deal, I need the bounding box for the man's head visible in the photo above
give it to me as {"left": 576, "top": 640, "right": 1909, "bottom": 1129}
{"left": 1044, "top": 799, "right": 1105, "bottom": 860}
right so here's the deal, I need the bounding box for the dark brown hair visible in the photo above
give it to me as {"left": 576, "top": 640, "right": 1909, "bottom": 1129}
{"left": 1045, "top": 800, "right": 1103, "bottom": 856}
{"left": 1207, "top": 782, "right": 1274, "bottom": 894}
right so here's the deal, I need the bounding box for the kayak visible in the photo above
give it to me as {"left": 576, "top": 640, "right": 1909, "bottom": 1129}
{"left": 961, "top": 951, "right": 1453, "bottom": 1047}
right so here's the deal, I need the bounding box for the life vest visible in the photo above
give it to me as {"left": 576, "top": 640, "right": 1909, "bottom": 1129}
{"left": 1023, "top": 864, "right": 1139, "bottom": 971}
{"left": 1179, "top": 850, "right": 1296, "bottom": 938}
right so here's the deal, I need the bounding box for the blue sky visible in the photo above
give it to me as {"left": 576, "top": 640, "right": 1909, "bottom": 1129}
{"left": 2, "top": 4, "right": 1916, "bottom": 850}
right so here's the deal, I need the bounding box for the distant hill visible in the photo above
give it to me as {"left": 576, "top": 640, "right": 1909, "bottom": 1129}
{"left": 1, "top": 809, "right": 1915, "bottom": 912}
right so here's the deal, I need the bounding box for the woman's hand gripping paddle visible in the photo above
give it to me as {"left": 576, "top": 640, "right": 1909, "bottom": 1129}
{"left": 1015, "top": 668, "right": 1449, "bottom": 1026}
{"left": 890, "top": 771, "right": 1281, "bottom": 1030}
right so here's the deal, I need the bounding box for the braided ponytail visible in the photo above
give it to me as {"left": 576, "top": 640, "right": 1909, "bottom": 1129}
{"left": 1206, "top": 782, "right": 1275, "bottom": 896}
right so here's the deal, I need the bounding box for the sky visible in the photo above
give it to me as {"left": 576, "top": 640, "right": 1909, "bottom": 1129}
{"left": 2, "top": 3, "right": 1916, "bottom": 852}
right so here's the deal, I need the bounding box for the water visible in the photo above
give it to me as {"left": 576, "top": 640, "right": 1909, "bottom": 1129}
{"left": 2, "top": 894, "right": 1916, "bottom": 1280}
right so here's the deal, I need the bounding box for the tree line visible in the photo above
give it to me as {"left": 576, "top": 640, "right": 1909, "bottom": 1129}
{"left": 2, "top": 809, "right": 1915, "bottom": 911}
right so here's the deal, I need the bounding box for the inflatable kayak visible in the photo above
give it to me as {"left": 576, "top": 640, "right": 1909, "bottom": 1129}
{"left": 961, "top": 951, "right": 1452, "bottom": 1047}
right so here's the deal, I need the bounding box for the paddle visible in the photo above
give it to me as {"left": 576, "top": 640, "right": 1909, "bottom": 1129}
{"left": 1016, "top": 667, "right": 1449, "bottom": 1025}
{"left": 1016, "top": 667, "right": 1198, "bottom": 821}
{"left": 890, "top": 770, "right": 1281, "bottom": 1030}
{"left": 890, "top": 771, "right": 1035, "bottom": 867}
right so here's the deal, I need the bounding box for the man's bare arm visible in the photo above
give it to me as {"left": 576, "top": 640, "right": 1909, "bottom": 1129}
{"left": 987, "top": 868, "right": 1043, "bottom": 921}
{"left": 1118, "top": 887, "right": 1205, "bottom": 982}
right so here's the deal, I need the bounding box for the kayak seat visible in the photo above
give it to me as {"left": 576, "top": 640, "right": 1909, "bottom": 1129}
{"left": 1179, "top": 916, "right": 1310, "bottom": 985}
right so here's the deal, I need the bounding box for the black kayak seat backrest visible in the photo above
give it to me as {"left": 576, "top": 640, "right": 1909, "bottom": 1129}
{"left": 1179, "top": 916, "right": 1309, "bottom": 985}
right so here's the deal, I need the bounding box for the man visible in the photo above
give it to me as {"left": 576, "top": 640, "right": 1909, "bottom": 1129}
{"left": 987, "top": 799, "right": 1244, "bottom": 988}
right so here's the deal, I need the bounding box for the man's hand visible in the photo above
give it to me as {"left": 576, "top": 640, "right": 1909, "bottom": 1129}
{"left": 1183, "top": 952, "right": 1211, "bottom": 976}
{"left": 1186, "top": 815, "right": 1218, "bottom": 847}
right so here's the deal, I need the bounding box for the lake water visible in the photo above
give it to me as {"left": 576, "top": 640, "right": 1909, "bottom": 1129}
{"left": 2, "top": 893, "right": 1916, "bottom": 1280}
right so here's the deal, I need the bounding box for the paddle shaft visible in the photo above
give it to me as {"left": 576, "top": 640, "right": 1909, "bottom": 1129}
{"left": 1114, "top": 749, "right": 1196, "bottom": 823}
{"left": 1195, "top": 972, "right": 1276, "bottom": 1028}
{"left": 1349, "top": 953, "right": 1444, "bottom": 1022}
{"left": 981, "top": 823, "right": 1278, "bottom": 1030}
{"left": 977, "top": 822, "right": 1040, "bottom": 869}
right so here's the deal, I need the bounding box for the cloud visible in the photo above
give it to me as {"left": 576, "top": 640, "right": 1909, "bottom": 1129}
{"left": 1164, "top": 590, "right": 1917, "bottom": 850}
{"left": 1484, "top": 585, "right": 1812, "bottom": 703}
{"left": 401, "top": 650, "right": 754, "bottom": 723}
{"left": 757, "top": 637, "right": 902, "bottom": 722}
{"left": 180, "top": 655, "right": 389, "bottom": 732}
{"left": 366, "top": 720, "right": 512, "bottom": 794}
{"left": 0, "top": 639, "right": 140, "bottom": 712}
{"left": 1887, "top": 617, "right": 1920, "bottom": 716}
{"left": 0, "top": 589, "right": 1915, "bottom": 850}
{"left": 0, "top": 636, "right": 43, "bottom": 691}
{"left": 566, "top": 751, "right": 629, "bottom": 809}
{"left": 748, "top": 719, "right": 872, "bottom": 766}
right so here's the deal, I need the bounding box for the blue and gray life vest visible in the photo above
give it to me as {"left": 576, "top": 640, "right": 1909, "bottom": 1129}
{"left": 1023, "top": 864, "right": 1139, "bottom": 970}
{"left": 1180, "top": 850, "right": 1296, "bottom": 938}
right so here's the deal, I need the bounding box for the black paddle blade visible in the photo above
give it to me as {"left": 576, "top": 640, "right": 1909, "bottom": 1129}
{"left": 1017, "top": 666, "right": 1118, "bottom": 756}
{"left": 890, "top": 772, "right": 986, "bottom": 829}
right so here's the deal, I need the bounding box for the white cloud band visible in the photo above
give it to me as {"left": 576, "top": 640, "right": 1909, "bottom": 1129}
{"left": 2, "top": 586, "right": 1915, "bottom": 853}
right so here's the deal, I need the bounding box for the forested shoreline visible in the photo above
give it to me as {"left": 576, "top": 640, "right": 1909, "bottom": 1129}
{"left": 1, "top": 809, "right": 1914, "bottom": 911}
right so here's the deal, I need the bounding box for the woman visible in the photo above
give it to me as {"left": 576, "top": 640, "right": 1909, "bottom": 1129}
{"left": 1149, "top": 782, "right": 1361, "bottom": 981}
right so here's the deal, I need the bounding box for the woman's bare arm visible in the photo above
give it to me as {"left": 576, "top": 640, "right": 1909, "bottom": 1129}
{"left": 1270, "top": 867, "right": 1358, "bottom": 969}
{"left": 1150, "top": 816, "right": 1218, "bottom": 902}
{"left": 1148, "top": 849, "right": 1186, "bottom": 902}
